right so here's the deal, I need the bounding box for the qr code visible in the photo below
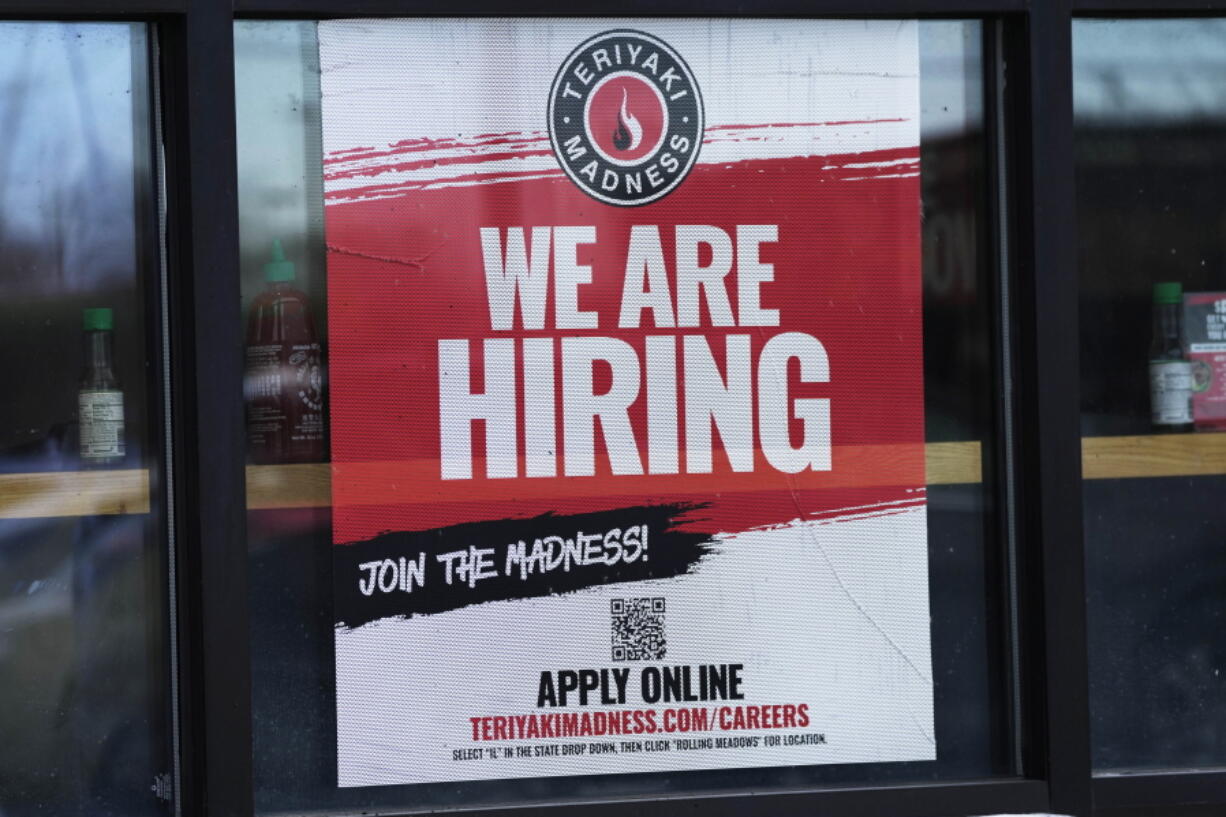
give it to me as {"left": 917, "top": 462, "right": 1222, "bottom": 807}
{"left": 611, "top": 597, "right": 666, "bottom": 661}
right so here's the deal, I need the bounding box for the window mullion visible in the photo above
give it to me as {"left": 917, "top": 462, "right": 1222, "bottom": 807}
{"left": 1013, "top": 1, "right": 1093, "bottom": 814}
{"left": 162, "top": 2, "right": 254, "bottom": 817}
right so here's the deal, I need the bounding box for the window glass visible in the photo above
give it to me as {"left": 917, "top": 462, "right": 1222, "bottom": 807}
{"left": 1075, "top": 18, "right": 1226, "bottom": 772}
{"left": 0, "top": 22, "right": 169, "bottom": 817}
{"left": 237, "top": 19, "right": 1013, "bottom": 813}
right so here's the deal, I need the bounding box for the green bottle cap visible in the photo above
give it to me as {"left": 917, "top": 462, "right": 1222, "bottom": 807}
{"left": 83, "top": 307, "right": 113, "bottom": 331}
{"left": 263, "top": 239, "right": 296, "bottom": 283}
{"left": 1153, "top": 282, "right": 1183, "bottom": 305}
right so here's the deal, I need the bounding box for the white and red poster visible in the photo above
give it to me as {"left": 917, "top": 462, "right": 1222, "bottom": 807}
{"left": 320, "top": 19, "right": 933, "bottom": 788}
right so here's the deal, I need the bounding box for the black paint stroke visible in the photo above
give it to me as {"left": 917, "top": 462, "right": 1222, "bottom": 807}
{"left": 334, "top": 503, "right": 713, "bottom": 629}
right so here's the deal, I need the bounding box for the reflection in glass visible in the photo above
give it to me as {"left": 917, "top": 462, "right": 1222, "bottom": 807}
{"left": 1075, "top": 19, "right": 1226, "bottom": 772}
{"left": 0, "top": 23, "right": 167, "bottom": 817}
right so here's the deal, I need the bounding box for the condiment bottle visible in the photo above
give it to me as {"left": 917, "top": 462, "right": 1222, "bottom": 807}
{"left": 1149, "top": 281, "right": 1194, "bottom": 432}
{"left": 244, "top": 240, "right": 326, "bottom": 463}
{"left": 79, "top": 307, "right": 126, "bottom": 467}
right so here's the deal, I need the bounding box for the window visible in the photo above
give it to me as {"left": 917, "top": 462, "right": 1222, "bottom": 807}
{"left": 1075, "top": 18, "right": 1226, "bottom": 774}
{"left": 0, "top": 21, "right": 169, "bottom": 817}
{"left": 234, "top": 18, "right": 1014, "bottom": 812}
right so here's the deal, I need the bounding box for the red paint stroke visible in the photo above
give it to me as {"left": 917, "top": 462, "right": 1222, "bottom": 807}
{"left": 324, "top": 147, "right": 555, "bottom": 183}
{"left": 324, "top": 167, "right": 566, "bottom": 201}
{"left": 324, "top": 131, "right": 549, "bottom": 165}
{"left": 704, "top": 118, "right": 907, "bottom": 133}
{"left": 322, "top": 118, "right": 909, "bottom": 168}
{"left": 325, "top": 146, "right": 919, "bottom": 204}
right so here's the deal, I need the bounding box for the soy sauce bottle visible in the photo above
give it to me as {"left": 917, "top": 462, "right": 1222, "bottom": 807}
{"left": 244, "top": 240, "right": 326, "bottom": 463}
{"left": 1149, "top": 281, "right": 1194, "bottom": 432}
{"left": 79, "top": 307, "right": 126, "bottom": 467}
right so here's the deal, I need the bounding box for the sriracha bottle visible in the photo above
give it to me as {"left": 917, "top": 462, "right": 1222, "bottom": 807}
{"left": 244, "top": 240, "right": 326, "bottom": 463}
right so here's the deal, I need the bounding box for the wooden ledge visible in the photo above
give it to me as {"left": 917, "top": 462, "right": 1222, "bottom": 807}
{"left": 2, "top": 434, "right": 1224, "bottom": 520}
{"left": 0, "top": 468, "right": 150, "bottom": 519}
{"left": 1080, "top": 432, "right": 1226, "bottom": 480}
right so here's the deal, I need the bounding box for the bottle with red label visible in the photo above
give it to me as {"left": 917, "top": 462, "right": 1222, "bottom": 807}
{"left": 244, "top": 240, "right": 326, "bottom": 463}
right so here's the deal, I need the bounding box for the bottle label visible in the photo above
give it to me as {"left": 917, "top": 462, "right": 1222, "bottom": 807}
{"left": 80, "top": 390, "right": 125, "bottom": 460}
{"left": 288, "top": 344, "right": 325, "bottom": 417}
{"left": 245, "top": 341, "right": 325, "bottom": 461}
{"left": 1150, "top": 360, "right": 1194, "bottom": 425}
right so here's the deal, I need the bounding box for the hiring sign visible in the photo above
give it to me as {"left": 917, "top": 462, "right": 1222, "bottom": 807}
{"left": 320, "top": 18, "right": 933, "bottom": 788}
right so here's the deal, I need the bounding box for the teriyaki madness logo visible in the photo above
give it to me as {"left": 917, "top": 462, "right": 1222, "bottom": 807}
{"left": 548, "top": 30, "right": 704, "bottom": 206}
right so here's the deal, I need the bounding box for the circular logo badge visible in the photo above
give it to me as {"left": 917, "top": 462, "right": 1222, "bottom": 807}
{"left": 549, "top": 30, "right": 703, "bottom": 207}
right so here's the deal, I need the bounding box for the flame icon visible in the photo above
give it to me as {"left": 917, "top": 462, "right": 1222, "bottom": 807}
{"left": 611, "top": 88, "right": 643, "bottom": 152}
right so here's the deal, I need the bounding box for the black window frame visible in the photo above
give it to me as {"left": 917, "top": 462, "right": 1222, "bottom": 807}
{"left": 3, "top": 1, "right": 1223, "bottom": 816}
